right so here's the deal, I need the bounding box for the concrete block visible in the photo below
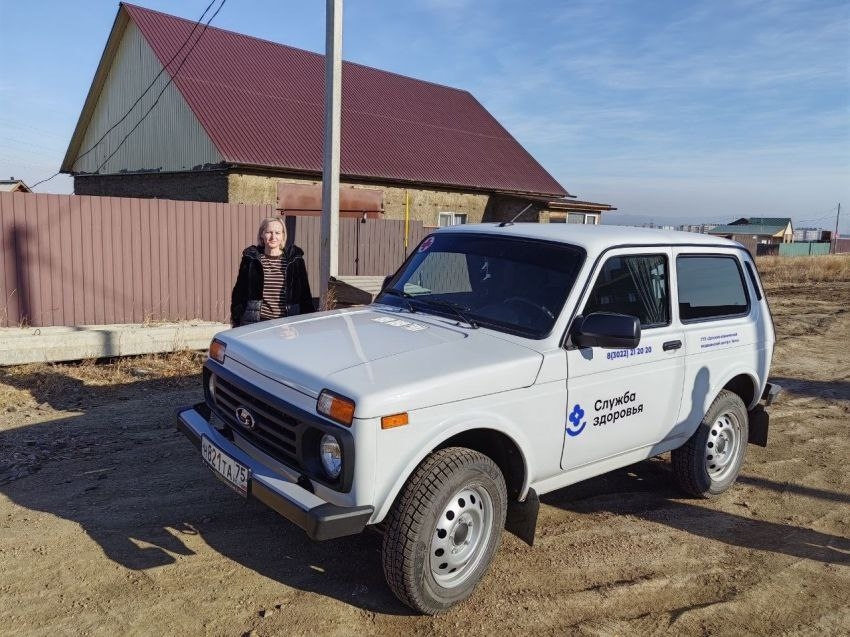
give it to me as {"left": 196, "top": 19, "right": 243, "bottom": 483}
{"left": 0, "top": 322, "right": 229, "bottom": 366}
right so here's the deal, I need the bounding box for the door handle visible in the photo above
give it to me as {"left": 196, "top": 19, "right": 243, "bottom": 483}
{"left": 663, "top": 340, "right": 682, "bottom": 351}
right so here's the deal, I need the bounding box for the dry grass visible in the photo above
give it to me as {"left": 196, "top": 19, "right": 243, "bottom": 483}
{"left": 756, "top": 254, "right": 850, "bottom": 285}
{"left": 0, "top": 350, "right": 205, "bottom": 413}
{"left": 320, "top": 285, "right": 338, "bottom": 311}
{"left": 19, "top": 350, "right": 204, "bottom": 386}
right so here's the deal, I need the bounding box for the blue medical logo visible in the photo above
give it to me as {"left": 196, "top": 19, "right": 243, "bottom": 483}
{"left": 566, "top": 404, "right": 587, "bottom": 437}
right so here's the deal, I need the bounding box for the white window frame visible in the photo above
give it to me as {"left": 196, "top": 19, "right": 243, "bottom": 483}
{"left": 439, "top": 211, "right": 468, "bottom": 227}
{"left": 567, "top": 212, "right": 599, "bottom": 225}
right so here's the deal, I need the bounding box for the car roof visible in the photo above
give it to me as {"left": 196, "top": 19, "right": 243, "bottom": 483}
{"left": 435, "top": 222, "right": 743, "bottom": 253}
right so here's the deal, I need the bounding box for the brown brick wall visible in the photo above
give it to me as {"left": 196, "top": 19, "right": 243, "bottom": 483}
{"left": 76, "top": 169, "right": 549, "bottom": 226}
{"left": 227, "top": 172, "right": 491, "bottom": 226}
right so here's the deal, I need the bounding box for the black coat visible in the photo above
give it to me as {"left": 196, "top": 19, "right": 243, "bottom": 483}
{"left": 230, "top": 244, "right": 314, "bottom": 326}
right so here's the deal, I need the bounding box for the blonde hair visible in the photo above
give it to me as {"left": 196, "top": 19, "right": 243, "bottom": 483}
{"left": 256, "top": 216, "right": 287, "bottom": 247}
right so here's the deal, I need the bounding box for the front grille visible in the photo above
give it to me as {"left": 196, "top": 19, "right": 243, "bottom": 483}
{"left": 212, "top": 373, "right": 305, "bottom": 468}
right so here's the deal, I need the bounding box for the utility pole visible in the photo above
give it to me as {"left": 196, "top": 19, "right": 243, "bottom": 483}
{"left": 320, "top": 0, "right": 343, "bottom": 307}
{"left": 833, "top": 203, "right": 841, "bottom": 254}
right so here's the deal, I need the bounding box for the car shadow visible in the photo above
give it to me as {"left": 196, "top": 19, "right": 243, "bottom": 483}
{"left": 541, "top": 457, "right": 850, "bottom": 565}
{"left": 768, "top": 376, "right": 850, "bottom": 401}
{"left": 0, "top": 398, "right": 413, "bottom": 615}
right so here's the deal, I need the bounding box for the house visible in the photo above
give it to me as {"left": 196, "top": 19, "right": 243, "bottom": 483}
{"left": 0, "top": 179, "right": 32, "bottom": 193}
{"left": 61, "top": 3, "right": 614, "bottom": 226}
{"left": 793, "top": 227, "right": 830, "bottom": 242}
{"left": 707, "top": 217, "right": 794, "bottom": 244}
{"left": 545, "top": 198, "right": 617, "bottom": 225}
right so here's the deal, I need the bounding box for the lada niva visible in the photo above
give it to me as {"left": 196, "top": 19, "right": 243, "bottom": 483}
{"left": 176, "top": 223, "right": 780, "bottom": 614}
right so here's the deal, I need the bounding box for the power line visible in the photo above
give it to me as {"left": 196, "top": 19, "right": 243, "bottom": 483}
{"left": 77, "top": 0, "right": 220, "bottom": 167}
{"left": 94, "top": 0, "right": 228, "bottom": 174}
{"left": 28, "top": 0, "right": 224, "bottom": 191}
{"left": 29, "top": 171, "right": 61, "bottom": 190}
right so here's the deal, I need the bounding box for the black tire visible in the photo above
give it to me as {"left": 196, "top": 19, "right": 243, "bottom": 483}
{"left": 672, "top": 389, "right": 749, "bottom": 497}
{"left": 381, "top": 447, "right": 507, "bottom": 615}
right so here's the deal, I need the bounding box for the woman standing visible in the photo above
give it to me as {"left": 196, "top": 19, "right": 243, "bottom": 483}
{"left": 230, "top": 216, "right": 314, "bottom": 326}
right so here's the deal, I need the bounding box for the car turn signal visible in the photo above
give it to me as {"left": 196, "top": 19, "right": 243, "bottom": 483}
{"left": 381, "top": 412, "right": 409, "bottom": 429}
{"left": 317, "top": 390, "right": 355, "bottom": 426}
{"left": 209, "top": 339, "right": 226, "bottom": 363}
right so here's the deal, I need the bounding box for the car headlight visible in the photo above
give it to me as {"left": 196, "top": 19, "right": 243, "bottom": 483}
{"left": 319, "top": 434, "right": 342, "bottom": 479}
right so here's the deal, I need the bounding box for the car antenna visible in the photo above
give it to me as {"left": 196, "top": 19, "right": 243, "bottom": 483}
{"left": 498, "top": 202, "right": 533, "bottom": 227}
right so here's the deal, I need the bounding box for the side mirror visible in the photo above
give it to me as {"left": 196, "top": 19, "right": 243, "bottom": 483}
{"left": 381, "top": 275, "right": 393, "bottom": 291}
{"left": 572, "top": 312, "right": 641, "bottom": 349}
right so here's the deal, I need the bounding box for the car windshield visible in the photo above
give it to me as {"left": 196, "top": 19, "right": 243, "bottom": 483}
{"left": 377, "top": 233, "right": 586, "bottom": 338}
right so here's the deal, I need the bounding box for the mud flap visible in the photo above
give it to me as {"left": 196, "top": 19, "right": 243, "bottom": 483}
{"left": 505, "top": 488, "right": 539, "bottom": 546}
{"left": 748, "top": 405, "right": 769, "bottom": 447}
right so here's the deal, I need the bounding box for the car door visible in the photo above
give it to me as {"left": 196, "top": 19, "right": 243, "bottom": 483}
{"left": 672, "top": 250, "right": 760, "bottom": 438}
{"left": 561, "top": 248, "right": 685, "bottom": 470}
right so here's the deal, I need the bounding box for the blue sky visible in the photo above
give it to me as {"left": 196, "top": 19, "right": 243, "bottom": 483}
{"left": 1, "top": 0, "right": 847, "bottom": 232}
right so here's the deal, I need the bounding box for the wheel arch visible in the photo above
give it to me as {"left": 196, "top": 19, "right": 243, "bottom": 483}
{"left": 373, "top": 423, "right": 530, "bottom": 524}
{"left": 720, "top": 372, "right": 759, "bottom": 410}
{"left": 434, "top": 428, "right": 526, "bottom": 502}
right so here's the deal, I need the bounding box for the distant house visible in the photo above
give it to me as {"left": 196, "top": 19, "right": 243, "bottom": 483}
{"left": 708, "top": 217, "right": 794, "bottom": 244}
{"left": 793, "top": 227, "right": 830, "bottom": 242}
{"left": 61, "top": 3, "right": 615, "bottom": 226}
{"left": 0, "top": 179, "right": 32, "bottom": 193}
{"left": 546, "top": 198, "right": 617, "bottom": 225}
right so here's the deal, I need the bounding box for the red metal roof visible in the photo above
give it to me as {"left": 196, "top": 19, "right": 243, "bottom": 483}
{"left": 123, "top": 3, "right": 567, "bottom": 197}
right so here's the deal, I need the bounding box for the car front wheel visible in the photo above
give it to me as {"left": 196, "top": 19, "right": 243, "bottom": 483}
{"left": 381, "top": 447, "right": 507, "bottom": 614}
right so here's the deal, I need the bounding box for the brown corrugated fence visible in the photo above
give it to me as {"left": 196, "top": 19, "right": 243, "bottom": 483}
{"left": 0, "top": 192, "right": 428, "bottom": 327}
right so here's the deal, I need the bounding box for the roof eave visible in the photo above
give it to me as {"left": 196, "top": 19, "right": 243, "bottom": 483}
{"left": 230, "top": 162, "right": 568, "bottom": 199}
{"left": 61, "top": 4, "right": 131, "bottom": 173}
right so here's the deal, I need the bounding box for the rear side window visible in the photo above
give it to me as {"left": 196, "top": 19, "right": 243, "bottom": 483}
{"left": 582, "top": 254, "right": 669, "bottom": 327}
{"left": 677, "top": 256, "right": 749, "bottom": 321}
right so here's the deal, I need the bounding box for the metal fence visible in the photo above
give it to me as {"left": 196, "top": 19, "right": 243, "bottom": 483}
{"left": 0, "top": 192, "right": 428, "bottom": 327}
{"left": 778, "top": 242, "right": 831, "bottom": 257}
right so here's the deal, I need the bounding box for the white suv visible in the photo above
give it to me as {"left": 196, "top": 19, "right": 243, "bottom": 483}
{"left": 177, "top": 223, "right": 780, "bottom": 614}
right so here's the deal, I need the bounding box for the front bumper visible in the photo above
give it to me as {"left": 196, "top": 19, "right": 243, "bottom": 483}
{"left": 176, "top": 403, "right": 373, "bottom": 541}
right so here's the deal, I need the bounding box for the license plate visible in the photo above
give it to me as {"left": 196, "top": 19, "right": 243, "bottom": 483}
{"left": 201, "top": 436, "right": 249, "bottom": 497}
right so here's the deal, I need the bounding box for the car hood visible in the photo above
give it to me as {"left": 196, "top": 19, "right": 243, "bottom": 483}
{"left": 221, "top": 307, "right": 543, "bottom": 417}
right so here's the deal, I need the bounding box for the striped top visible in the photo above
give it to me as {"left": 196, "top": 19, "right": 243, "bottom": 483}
{"left": 259, "top": 253, "right": 288, "bottom": 320}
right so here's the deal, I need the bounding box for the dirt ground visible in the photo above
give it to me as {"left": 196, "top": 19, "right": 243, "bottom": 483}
{"left": 1, "top": 271, "right": 848, "bottom": 636}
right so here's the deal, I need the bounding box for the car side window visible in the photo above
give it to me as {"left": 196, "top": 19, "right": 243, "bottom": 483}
{"left": 582, "top": 254, "right": 669, "bottom": 327}
{"left": 677, "top": 255, "right": 749, "bottom": 321}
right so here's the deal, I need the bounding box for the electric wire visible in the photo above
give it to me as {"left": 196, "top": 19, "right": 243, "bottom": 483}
{"left": 28, "top": 0, "right": 223, "bottom": 190}
{"left": 77, "top": 0, "right": 219, "bottom": 166}
{"left": 94, "top": 0, "right": 228, "bottom": 174}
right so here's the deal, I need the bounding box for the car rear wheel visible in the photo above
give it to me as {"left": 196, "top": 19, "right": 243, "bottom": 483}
{"left": 381, "top": 447, "right": 507, "bottom": 614}
{"left": 672, "top": 389, "right": 749, "bottom": 497}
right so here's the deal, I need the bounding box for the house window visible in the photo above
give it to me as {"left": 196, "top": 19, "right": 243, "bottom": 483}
{"left": 439, "top": 212, "right": 467, "bottom": 227}
{"left": 567, "top": 213, "right": 599, "bottom": 225}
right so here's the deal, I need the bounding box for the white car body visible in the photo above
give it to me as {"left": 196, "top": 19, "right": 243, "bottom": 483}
{"left": 178, "top": 222, "right": 778, "bottom": 545}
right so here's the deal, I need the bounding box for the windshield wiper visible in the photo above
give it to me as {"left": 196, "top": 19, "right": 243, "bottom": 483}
{"left": 379, "top": 288, "right": 416, "bottom": 313}
{"left": 413, "top": 299, "right": 479, "bottom": 328}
